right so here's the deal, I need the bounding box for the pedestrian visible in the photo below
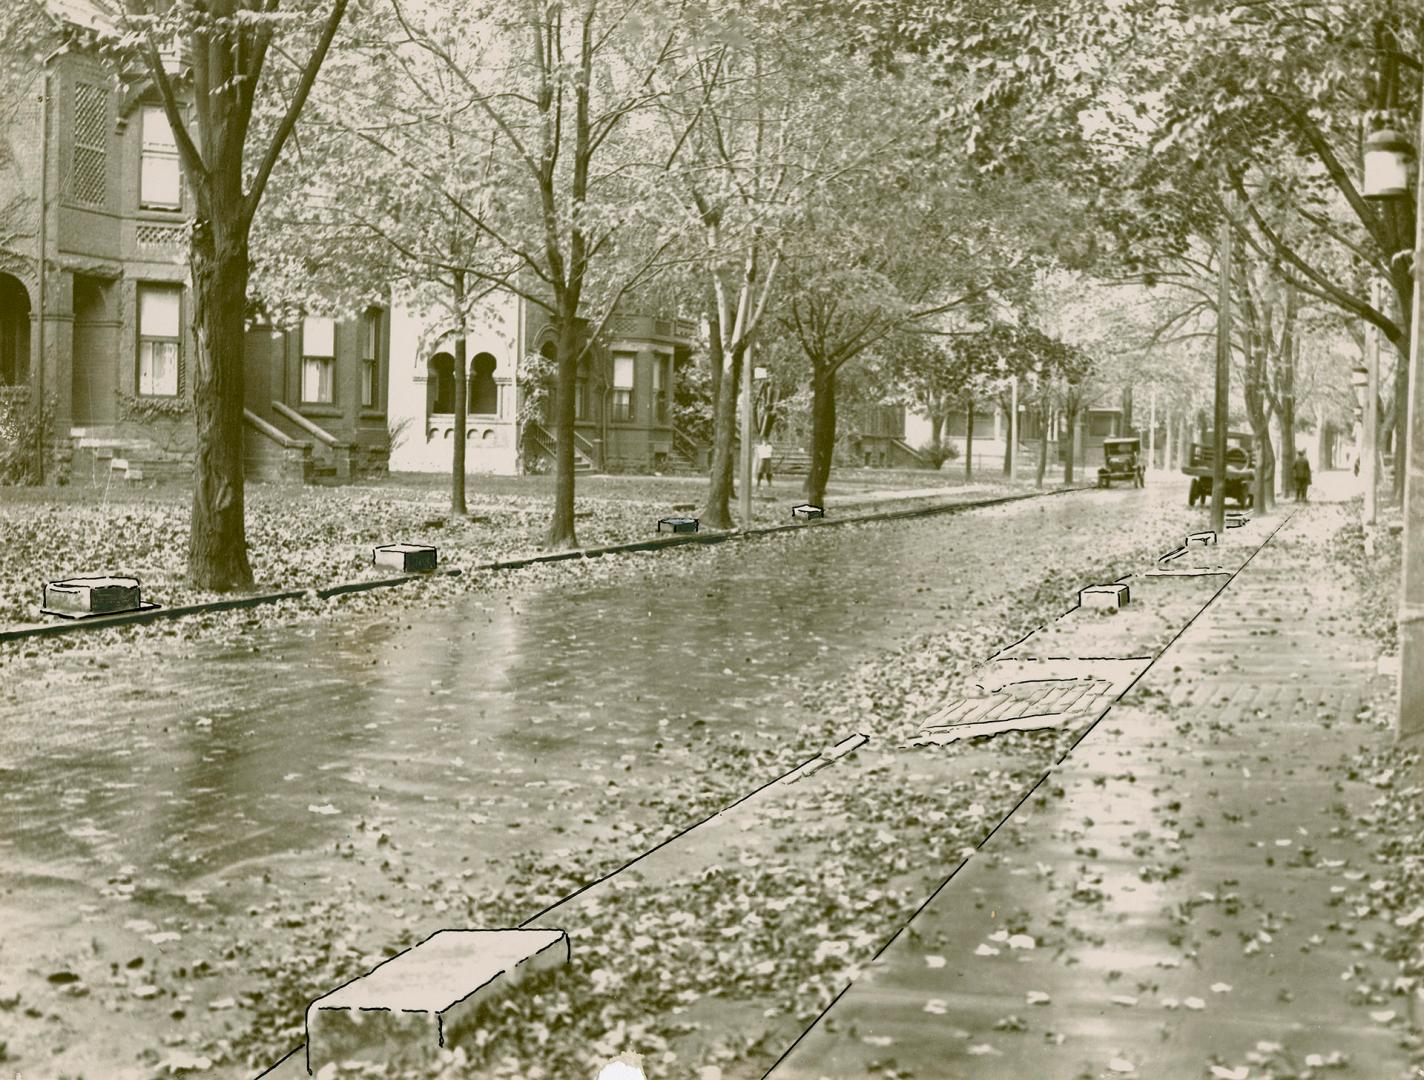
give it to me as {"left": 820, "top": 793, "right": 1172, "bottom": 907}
{"left": 755, "top": 439, "right": 774, "bottom": 489}
{"left": 1292, "top": 451, "right": 1312, "bottom": 502}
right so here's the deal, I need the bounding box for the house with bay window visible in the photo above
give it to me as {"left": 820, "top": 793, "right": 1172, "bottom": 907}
{"left": 386, "top": 290, "right": 696, "bottom": 477}
{"left": 0, "top": 0, "right": 389, "bottom": 484}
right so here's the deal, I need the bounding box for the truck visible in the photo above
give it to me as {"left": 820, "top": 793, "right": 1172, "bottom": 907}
{"left": 1183, "top": 431, "right": 1255, "bottom": 508}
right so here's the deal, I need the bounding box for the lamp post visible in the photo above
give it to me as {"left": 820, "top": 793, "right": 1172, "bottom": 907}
{"left": 1363, "top": 112, "right": 1424, "bottom": 740}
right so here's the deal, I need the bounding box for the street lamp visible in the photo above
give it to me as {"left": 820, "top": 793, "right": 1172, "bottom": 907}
{"left": 1367, "top": 106, "right": 1424, "bottom": 741}
{"left": 1362, "top": 128, "right": 1415, "bottom": 200}
{"left": 1352, "top": 364, "right": 1369, "bottom": 412}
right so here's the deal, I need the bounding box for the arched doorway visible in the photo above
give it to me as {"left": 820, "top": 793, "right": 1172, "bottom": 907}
{"left": 0, "top": 273, "right": 31, "bottom": 388}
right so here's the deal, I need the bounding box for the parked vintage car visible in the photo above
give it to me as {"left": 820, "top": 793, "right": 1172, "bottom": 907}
{"left": 1184, "top": 431, "right": 1255, "bottom": 507}
{"left": 1097, "top": 436, "right": 1144, "bottom": 488}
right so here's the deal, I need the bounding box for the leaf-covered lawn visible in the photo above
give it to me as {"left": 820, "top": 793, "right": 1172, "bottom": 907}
{"left": 0, "top": 473, "right": 1019, "bottom": 629}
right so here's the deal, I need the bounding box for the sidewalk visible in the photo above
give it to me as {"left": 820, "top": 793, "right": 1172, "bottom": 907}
{"left": 767, "top": 498, "right": 1413, "bottom": 1080}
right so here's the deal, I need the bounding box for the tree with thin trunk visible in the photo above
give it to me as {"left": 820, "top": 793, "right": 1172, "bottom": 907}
{"left": 377, "top": 0, "right": 690, "bottom": 547}
{"left": 254, "top": 25, "right": 520, "bottom": 518}
{"left": 777, "top": 167, "right": 1025, "bottom": 507}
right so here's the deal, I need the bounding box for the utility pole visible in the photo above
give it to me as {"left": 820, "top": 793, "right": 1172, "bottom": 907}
{"left": 1148, "top": 390, "right": 1156, "bottom": 471}
{"left": 1397, "top": 87, "right": 1424, "bottom": 741}
{"left": 1364, "top": 278, "right": 1382, "bottom": 528}
{"left": 1210, "top": 194, "right": 1233, "bottom": 536}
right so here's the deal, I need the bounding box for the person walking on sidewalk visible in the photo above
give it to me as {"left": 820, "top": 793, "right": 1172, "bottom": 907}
{"left": 1292, "top": 452, "right": 1312, "bottom": 502}
{"left": 755, "top": 440, "right": 774, "bottom": 490}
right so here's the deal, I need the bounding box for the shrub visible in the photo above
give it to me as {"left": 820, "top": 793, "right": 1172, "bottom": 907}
{"left": 917, "top": 439, "right": 959, "bottom": 469}
{"left": 0, "top": 388, "right": 55, "bottom": 485}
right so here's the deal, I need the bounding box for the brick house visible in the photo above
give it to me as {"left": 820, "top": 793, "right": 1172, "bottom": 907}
{"left": 0, "top": 0, "right": 390, "bottom": 485}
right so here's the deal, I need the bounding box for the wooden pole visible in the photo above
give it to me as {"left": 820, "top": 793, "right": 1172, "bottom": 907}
{"left": 1211, "top": 195, "right": 1233, "bottom": 535}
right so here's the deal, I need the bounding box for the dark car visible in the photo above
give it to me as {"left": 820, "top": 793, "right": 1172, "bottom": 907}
{"left": 1183, "top": 431, "right": 1255, "bottom": 507}
{"left": 1098, "top": 436, "right": 1144, "bottom": 488}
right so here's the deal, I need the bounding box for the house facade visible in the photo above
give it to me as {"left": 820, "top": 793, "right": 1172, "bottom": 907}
{"left": 0, "top": 4, "right": 390, "bottom": 485}
{"left": 387, "top": 294, "right": 697, "bottom": 477}
{"left": 905, "top": 397, "right": 1130, "bottom": 474}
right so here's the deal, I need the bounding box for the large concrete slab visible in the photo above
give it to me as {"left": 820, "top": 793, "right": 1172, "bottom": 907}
{"left": 305, "top": 928, "right": 569, "bottom": 1074}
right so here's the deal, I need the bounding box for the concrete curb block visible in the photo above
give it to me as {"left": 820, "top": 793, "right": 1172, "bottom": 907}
{"left": 0, "top": 486, "right": 1087, "bottom": 646}
{"left": 305, "top": 928, "right": 570, "bottom": 1075}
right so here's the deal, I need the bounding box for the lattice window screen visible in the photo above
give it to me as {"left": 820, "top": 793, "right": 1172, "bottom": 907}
{"left": 70, "top": 83, "right": 108, "bottom": 206}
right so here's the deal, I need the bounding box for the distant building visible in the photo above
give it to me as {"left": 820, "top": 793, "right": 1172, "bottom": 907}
{"left": 906, "top": 397, "right": 1130, "bottom": 473}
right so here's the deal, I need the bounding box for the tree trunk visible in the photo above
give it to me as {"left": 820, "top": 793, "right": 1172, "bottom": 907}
{"left": 544, "top": 314, "right": 581, "bottom": 548}
{"left": 1035, "top": 403, "right": 1048, "bottom": 488}
{"left": 1244, "top": 344, "right": 1274, "bottom": 512}
{"left": 964, "top": 400, "right": 974, "bottom": 480}
{"left": 804, "top": 366, "right": 836, "bottom": 507}
{"left": 1064, "top": 403, "right": 1077, "bottom": 483}
{"left": 1279, "top": 393, "right": 1296, "bottom": 504}
{"left": 700, "top": 329, "right": 742, "bottom": 530}
{"left": 1121, "top": 385, "right": 1133, "bottom": 433}
{"left": 930, "top": 413, "right": 943, "bottom": 457}
{"left": 1390, "top": 338, "right": 1407, "bottom": 503}
{"left": 1001, "top": 396, "right": 1013, "bottom": 476}
{"left": 187, "top": 217, "right": 254, "bottom": 591}
{"left": 451, "top": 270, "right": 468, "bottom": 517}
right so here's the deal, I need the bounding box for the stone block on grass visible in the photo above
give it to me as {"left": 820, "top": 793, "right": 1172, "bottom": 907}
{"left": 373, "top": 543, "right": 438, "bottom": 572}
{"left": 792, "top": 503, "right": 825, "bottom": 520}
{"left": 658, "top": 516, "right": 699, "bottom": 534}
{"left": 1079, "top": 583, "right": 1130, "bottom": 611}
{"left": 42, "top": 576, "right": 143, "bottom": 617}
{"left": 305, "top": 928, "right": 569, "bottom": 1075}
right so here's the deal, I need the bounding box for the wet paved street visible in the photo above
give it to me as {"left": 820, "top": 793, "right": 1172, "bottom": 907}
{"left": 0, "top": 482, "right": 1187, "bottom": 1076}
{"left": 0, "top": 487, "right": 1152, "bottom": 891}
